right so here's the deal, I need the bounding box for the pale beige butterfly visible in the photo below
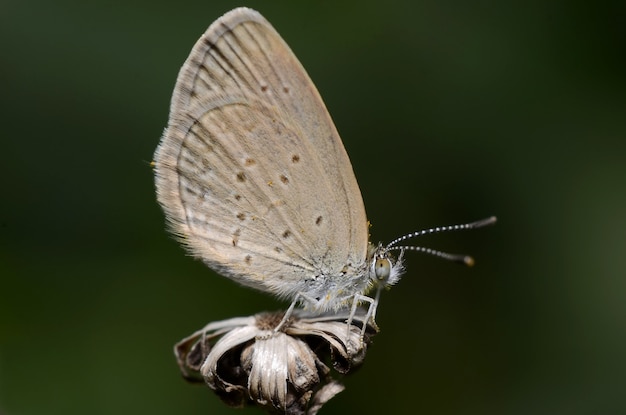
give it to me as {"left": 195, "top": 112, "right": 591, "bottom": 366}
{"left": 153, "top": 7, "right": 495, "bottom": 334}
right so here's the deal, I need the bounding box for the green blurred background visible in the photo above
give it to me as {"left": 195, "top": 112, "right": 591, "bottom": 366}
{"left": 2, "top": 0, "right": 625, "bottom": 414}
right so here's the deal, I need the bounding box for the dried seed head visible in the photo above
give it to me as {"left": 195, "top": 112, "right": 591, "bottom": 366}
{"left": 174, "top": 309, "right": 377, "bottom": 414}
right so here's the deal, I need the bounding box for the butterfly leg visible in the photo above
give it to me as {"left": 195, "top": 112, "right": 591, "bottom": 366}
{"left": 273, "top": 292, "right": 321, "bottom": 333}
{"left": 347, "top": 286, "right": 383, "bottom": 345}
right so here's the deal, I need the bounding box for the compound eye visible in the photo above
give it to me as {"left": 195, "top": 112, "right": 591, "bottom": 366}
{"left": 374, "top": 257, "right": 391, "bottom": 281}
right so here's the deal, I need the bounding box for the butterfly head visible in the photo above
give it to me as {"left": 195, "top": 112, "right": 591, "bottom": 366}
{"left": 367, "top": 216, "right": 498, "bottom": 293}
{"left": 368, "top": 243, "right": 405, "bottom": 290}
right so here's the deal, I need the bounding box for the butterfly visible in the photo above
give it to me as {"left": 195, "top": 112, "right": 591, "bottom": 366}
{"left": 153, "top": 7, "right": 495, "bottom": 335}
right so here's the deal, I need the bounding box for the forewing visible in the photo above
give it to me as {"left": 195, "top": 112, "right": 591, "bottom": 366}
{"left": 154, "top": 8, "right": 368, "bottom": 297}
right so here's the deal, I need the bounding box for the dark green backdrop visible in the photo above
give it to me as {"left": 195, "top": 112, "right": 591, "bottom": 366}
{"left": 2, "top": 0, "right": 625, "bottom": 414}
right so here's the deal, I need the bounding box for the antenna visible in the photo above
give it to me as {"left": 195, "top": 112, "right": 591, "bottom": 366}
{"left": 386, "top": 216, "right": 497, "bottom": 266}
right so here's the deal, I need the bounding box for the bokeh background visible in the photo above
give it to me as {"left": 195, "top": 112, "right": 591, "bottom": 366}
{"left": 2, "top": 0, "right": 625, "bottom": 414}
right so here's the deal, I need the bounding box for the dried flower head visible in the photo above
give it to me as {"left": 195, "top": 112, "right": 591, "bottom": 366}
{"left": 175, "top": 309, "right": 377, "bottom": 414}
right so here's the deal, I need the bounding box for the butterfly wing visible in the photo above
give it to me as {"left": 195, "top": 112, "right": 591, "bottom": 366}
{"left": 154, "top": 8, "right": 368, "bottom": 300}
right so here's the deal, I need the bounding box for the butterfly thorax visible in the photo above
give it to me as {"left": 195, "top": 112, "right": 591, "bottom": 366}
{"left": 281, "top": 243, "right": 405, "bottom": 313}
